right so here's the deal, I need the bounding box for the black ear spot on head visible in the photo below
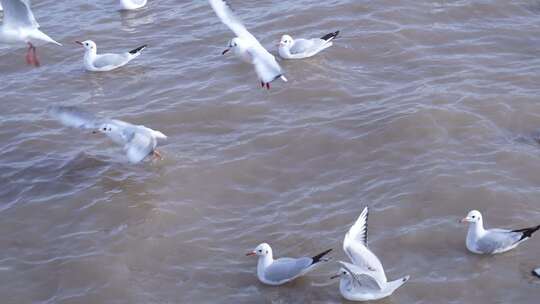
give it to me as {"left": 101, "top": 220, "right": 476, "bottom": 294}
{"left": 403, "top": 278, "right": 407, "bottom": 282}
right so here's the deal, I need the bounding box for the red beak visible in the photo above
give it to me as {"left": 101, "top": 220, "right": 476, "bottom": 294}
{"left": 75, "top": 41, "right": 83, "bottom": 46}
{"left": 245, "top": 251, "right": 256, "bottom": 256}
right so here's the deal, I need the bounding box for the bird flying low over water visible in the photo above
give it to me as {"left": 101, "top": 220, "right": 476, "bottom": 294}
{"left": 278, "top": 31, "right": 339, "bottom": 59}
{"left": 208, "top": 0, "right": 287, "bottom": 90}
{"left": 461, "top": 210, "right": 540, "bottom": 255}
{"left": 75, "top": 40, "right": 147, "bottom": 72}
{"left": 246, "top": 243, "right": 332, "bottom": 285}
{"left": 332, "top": 207, "right": 409, "bottom": 301}
{"left": 48, "top": 106, "right": 167, "bottom": 164}
{"left": 0, "top": 0, "right": 62, "bottom": 67}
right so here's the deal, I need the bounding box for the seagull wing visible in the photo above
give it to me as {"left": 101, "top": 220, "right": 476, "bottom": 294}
{"left": 208, "top": 0, "right": 259, "bottom": 46}
{"left": 1, "top": 0, "right": 39, "bottom": 29}
{"left": 48, "top": 106, "right": 102, "bottom": 130}
{"left": 263, "top": 257, "right": 312, "bottom": 284}
{"left": 339, "top": 261, "right": 383, "bottom": 291}
{"left": 122, "top": 126, "right": 156, "bottom": 164}
{"left": 476, "top": 229, "right": 523, "bottom": 254}
{"left": 343, "top": 207, "right": 387, "bottom": 284}
{"left": 93, "top": 53, "right": 130, "bottom": 69}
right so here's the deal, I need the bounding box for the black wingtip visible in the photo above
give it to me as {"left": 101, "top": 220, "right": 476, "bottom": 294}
{"left": 533, "top": 269, "right": 540, "bottom": 278}
{"left": 129, "top": 44, "right": 147, "bottom": 54}
{"left": 320, "top": 31, "right": 340, "bottom": 41}
{"left": 311, "top": 248, "right": 333, "bottom": 264}
{"left": 513, "top": 224, "right": 540, "bottom": 241}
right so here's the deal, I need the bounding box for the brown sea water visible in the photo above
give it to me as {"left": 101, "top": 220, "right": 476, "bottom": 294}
{"left": 2, "top": 0, "right": 540, "bottom": 303}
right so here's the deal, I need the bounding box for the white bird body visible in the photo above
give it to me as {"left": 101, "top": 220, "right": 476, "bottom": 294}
{"left": 334, "top": 207, "right": 409, "bottom": 301}
{"left": 461, "top": 210, "right": 540, "bottom": 255}
{"left": 337, "top": 262, "right": 409, "bottom": 302}
{"left": 278, "top": 31, "right": 339, "bottom": 59}
{"left": 48, "top": 106, "right": 166, "bottom": 164}
{"left": 119, "top": 0, "right": 147, "bottom": 11}
{"left": 76, "top": 40, "right": 146, "bottom": 72}
{"left": 208, "top": 0, "right": 287, "bottom": 89}
{"left": 247, "top": 243, "right": 332, "bottom": 286}
{"left": 0, "top": 0, "right": 61, "bottom": 66}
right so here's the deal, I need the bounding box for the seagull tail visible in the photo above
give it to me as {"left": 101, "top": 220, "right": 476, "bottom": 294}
{"left": 320, "top": 30, "right": 340, "bottom": 42}
{"left": 532, "top": 268, "right": 540, "bottom": 278}
{"left": 311, "top": 248, "right": 333, "bottom": 264}
{"left": 513, "top": 224, "right": 540, "bottom": 241}
{"left": 129, "top": 44, "right": 148, "bottom": 55}
{"left": 32, "top": 30, "right": 62, "bottom": 46}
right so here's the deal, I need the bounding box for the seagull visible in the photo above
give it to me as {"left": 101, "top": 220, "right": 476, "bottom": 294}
{"left": 533, "top": 268, "right": 540, "bottom": 278}
{"left": 119, "top": 0, "right": 147, "bottom": 11}
{"left": 48, "top": 106, "right": 167, "bottom": 164}
{"left": 331, "top": 207, "right": 409, "bottom": 301}
{"left": 461, "top": 210, "right": 540, "bottom": 255}
{"left": 208, "top": 0, "right": 287, "bottom": 90}
{"left": 245, "top": 243, "right": 332, "bottom": 286}
{"left": 0, "top": 0, "right": 62, "bottom": 67}
{"left": 75, "top": 40, "right": 147, "bottom": 72}
{"left": 278, "top": 31, "right": 339, "bottom": 59}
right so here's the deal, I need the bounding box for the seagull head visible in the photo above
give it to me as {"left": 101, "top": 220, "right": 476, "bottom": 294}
{"left": 461, "top": 210, "right": 482, "bottom": 224}
{"left": 246, "top": 243, "right": 271, "bottom": 257}
{"left": 96, "top": 123, "right": 115, "bottom": 135}
{"left": 330, "top": 267, "right": 350, "bottom": 280}
{"left": 222, "top": 38, "right": 241, "bottom": 55}
{"left": 75, "top": 40, "right": 97, "bottom": 52}
{"left": 279, "top": 35, "right": 293, "bottom": 48}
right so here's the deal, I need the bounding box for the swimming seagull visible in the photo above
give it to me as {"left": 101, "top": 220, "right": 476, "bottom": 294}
{"left": 48, "top": 106, "right": 167, "bottom": 164}
{"left": 332, "top": 207, "right": 409, "bottom": 301}
{"left": 75, "top": 40, "right": 147, "bottom": 72}
{"left": 119, "top": 0, "right": 147, "bottom": 11}
{"left": 461, "top": 210, "right": 540, "bottom": 255}
{"left": 0, "top": 0, "right": 62, "bottom": 67}
{"left": 208, "top": 0, "right": 287, "bottom": 90}
{"left": 278, "top": 31, "right": 339, "bottom": 59}
{"left": 246, "top": 243, "right": 332, "bottom": 285}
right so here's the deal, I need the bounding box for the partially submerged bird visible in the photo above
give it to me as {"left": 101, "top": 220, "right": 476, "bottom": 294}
{"left": 208, "top": 0, "right": 287, "bottom": 89}
{"left": 48, "top": 106, "right": 166, "bottom": 164}
{"left": 246, "top": 243, "right": 332, "bottom": 286}
{"left": 75, "top": 40, "right": 146, "bottom": 72}
{"left": 461, "top": 210, "right": 540, "bottom": 255}
{"left": 119, "top": 0, "right": 147, "bottom": 11}
{"left": 332, "top": 207, "right": 409, "bottom": 301}
{"left": 0, "top": 0, "right": 62, "bottom": 67}
{"left": 278, "top": 31, "right": 339, "bottom": 59}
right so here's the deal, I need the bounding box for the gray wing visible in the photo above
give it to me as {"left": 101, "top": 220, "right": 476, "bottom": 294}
{"left": 476, "top": 229, "right": 522, "bottom": 253}
{"left": 48, "top": 106, "right": 101, "bottom": 129}
{"left": 339, "top": 261, "right": 382, "bottom": 291}
{"left": 123, "top": 126, "right": 155, "bottom": 163}
{"left": 290, "top": 39, "right": 318, "bottom": 54}
{"left": 264, "top": 257, "right": 312, "bottom": 283}
{"left": 1, "top": 0, "right": 39, "bottom": 28}
{"left": 93, "top": 53, "right": 129, "bottom": 69}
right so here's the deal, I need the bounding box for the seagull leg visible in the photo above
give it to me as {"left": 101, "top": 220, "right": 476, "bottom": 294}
{"left": 261, "top": 81, "right": 265, "bottom": 88}
{"left": 25, "top": 43, "right": 33, "bottom": 65}
{"left": 25, "top": 43, "right": 40, "bottom": 67}
{"left": 31, "top": 44, "right": 41, "bottom": 67}
{"left": 152, "top": 150, "right": 163, "bottom": 160}
{"left": 266, "top": 83, "right": 270, "bottom": 90}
